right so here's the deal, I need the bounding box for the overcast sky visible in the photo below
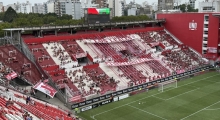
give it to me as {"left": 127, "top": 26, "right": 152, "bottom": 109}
{"left": 2, "top": 0, "right": 202, "bottom": 8}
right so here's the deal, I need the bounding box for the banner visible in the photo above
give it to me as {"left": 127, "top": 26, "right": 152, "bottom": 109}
{"left": 106, "top": 58, "right": 160, "bottom": 66}
{"left": 75, "top": 53, "right": 87, "bottom": 58}
{"left": 33, "top": 82, "right": 57, "bottom": 98}
{"left": 69, "top": 95, "right": 82, "bottom": 102}
{"left": 5, "top": 71, "right": 18, "bottom": 80}
{"left": 81, "top": 106, "right": 92, "bottom": 112}
{"left": 207, "top": 47, "right": 217, "bottom": 53}
{"left": 149, "top": 42, "right": 160, "bottom": 47}
{"left": 72, "top": 65, "right": 212, "bottom": 109}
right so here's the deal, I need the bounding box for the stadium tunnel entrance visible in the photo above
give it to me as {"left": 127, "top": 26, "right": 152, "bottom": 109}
{"left": 77, "top": 57, "right": 90, "bottom": 66}
{"left": 8, "top": 77, "right": 32, "bottom": 93}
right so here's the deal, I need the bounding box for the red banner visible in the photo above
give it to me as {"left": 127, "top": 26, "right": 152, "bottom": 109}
{"left": 149, "top": 42, "right": 160, "bottom": 47}
{"left": 33, "top": 82, "right": 57, "bottom": 98}
{"left": 68, "top": 95, "right": 81, "bottom": 102}
{"left": 74, "top": 53, "right": 87, "bottom": 59}
{"left": 5, "top": 72, "right": 18, "bottom": 80}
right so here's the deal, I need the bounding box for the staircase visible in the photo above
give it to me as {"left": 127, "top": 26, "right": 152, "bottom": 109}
{"left": 99, "top": 63, "right": 129, "bottom": 90}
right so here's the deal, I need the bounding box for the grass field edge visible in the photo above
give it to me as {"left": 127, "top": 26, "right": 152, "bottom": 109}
{"left": 84, "top": 73, "right": 220, "bottom": 120}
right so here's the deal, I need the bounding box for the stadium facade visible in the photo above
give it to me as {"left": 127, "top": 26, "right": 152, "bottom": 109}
{"left": 157, "top": 13, "right": 220, "bottom": 60}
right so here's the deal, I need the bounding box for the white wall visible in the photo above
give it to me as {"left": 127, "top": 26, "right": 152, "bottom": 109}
{"left": 128, "top": 8, "right": 136, "bottom": 16}
{"left": 73, "top": 2, "right": 82, "bottom": 19}
{"left": 199, "top": 1, "right": 220, "bottom": 12}
{"left": 0, "top": 2, "right": 3, "bottom": 12}
{"left": 47, "top": 2, "right": 55, "bottom": 13}
{"left": 33, "top": 3, "right": 45, "bottom": 14}
{"left": 115, "top": 0, "right": 123, "bottom": 17}
{"left": 109, "top": 0, "right": 123, "bottom": 17}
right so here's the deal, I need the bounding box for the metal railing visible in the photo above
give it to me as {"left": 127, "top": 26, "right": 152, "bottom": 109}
{"left": 3, "top": 19, "right": 166, "bottom": 31}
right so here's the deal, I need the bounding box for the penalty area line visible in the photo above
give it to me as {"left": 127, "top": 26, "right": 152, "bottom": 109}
{"left": 204, "top": 108, "right": 220, "bottom": 111}
{"left": 180, "top": 100, "right": 220, "bottom": 120}
{"left": 127, "top": 104, "right": 167, "bottom": 120}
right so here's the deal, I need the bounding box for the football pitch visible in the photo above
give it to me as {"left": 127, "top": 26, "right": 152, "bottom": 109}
{"left": 79, "top": 72, "right": 220, "bottom": 120}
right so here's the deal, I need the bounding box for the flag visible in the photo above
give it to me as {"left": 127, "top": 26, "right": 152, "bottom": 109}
{"left": 33, "top": 82, "right": 57, "bottom": 98}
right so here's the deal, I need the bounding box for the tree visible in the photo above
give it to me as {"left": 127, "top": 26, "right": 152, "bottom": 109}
{"left": 179, "top": 4, "right": 198, "bottom": 12}
{"left": 60, "top": 14, "right": 72, "bottom": 20}
{"left": 112, "top": 15, "right": 151, "bottom": 22}
{"left": 3, "top": 7, "right": 17, "bottom": 23}
{"left": 0, "top": 22, "right": 12, "bottom": 37}
{"left": 0, "top": 12, "right": 4, "bottom": 20}
{"left": 14, "top": 18, "right": 30, "bottom": 27}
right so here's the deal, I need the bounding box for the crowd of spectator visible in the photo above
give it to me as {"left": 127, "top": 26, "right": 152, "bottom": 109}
{"left": 0, "top": 62, "right": 15, "bottom": 78}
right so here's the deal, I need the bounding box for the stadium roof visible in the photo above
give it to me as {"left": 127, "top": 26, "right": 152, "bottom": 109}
{"left": 3, "top": 20, "right": 165, "bottom": 31}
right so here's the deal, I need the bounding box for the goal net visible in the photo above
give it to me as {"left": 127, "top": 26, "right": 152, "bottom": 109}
{"left": 158, "top": 80, "right": 177, "bottom": 92}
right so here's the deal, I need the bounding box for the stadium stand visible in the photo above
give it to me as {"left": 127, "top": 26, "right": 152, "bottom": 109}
{"left": 0, "top": 45, "right": 42, "bottom": 85}
{"left": 22, "top": 28, "right": 205, "bottom": 100}
{"left": 0, "top": 25, "right": 208, "bottom": 120}
{"left": 0, "top": 86, "right": 76, "bottom": 120}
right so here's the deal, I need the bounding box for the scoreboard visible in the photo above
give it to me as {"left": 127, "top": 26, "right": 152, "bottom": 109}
{"left": 84, "top": 8, "right": 111, "bottom": 24}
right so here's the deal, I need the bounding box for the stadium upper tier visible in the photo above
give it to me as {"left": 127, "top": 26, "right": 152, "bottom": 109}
{"left": 0, "top": 45, "right": 43, "bottom": 85}
{"left": 21, "top": 27, "right": 205, "bottom": 101}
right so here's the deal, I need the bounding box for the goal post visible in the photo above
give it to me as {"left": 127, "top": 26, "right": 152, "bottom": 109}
{"left": 158, "top": 80, "right": 177, "bottom": 92}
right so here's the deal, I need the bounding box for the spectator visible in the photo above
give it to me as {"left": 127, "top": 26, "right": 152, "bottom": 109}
{"left": 68, "top": 112, "right": 71, "bottom": 117}
{"left": 26, "top": 96, "right": 31, "bottom": 104}
{"left": 30, "top": 87, "right": 35, "bottom": 96}
{"left": 5, "top": 88, "right": 9, "bottom": 92}
{"left": 22, "top": 112, "right": 28, "bottom": 118}
{"left": 6, "top": 98, "right": 13, "bottom": 107}
{"left": 26, "top": 114, "right": 31, "bottom": 120}
{"left": 0, "top": 107, "right": 5, "bottom": 115}
{"left": 21, "top": 107, "right": 25, "bottom": 113}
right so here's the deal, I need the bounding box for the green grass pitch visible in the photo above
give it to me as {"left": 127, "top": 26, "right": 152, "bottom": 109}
{"left": 79, "top": 72, "right": 220, "bottom": 120}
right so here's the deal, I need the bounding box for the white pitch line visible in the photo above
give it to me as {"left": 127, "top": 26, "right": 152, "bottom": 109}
{"left": 152, "top": 95, "right": 166, "bottom": 100}
{"left": 92, "top": 74, "right": 220, "bottom": 119}
{"left": 180, "top": 100, "right": 220, "bottom": 120}
{"left": 127, "top": 104, "right": 167, "bottom": 120}
{"left": 153, "top": 88, "right": 199, "bottom": 101}
{"left": 204, "top": 108, "right": 220, "bottom": 111}
{"left": 165, "top": 88, "right": 200, "bottom": 100}
{"left": 91, "top": 116, "right": 97, "bottom": 120}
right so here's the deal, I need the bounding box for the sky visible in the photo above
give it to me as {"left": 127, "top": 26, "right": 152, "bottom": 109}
{"left": 2, "top": 0, "right": 202, "bottom": 8}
